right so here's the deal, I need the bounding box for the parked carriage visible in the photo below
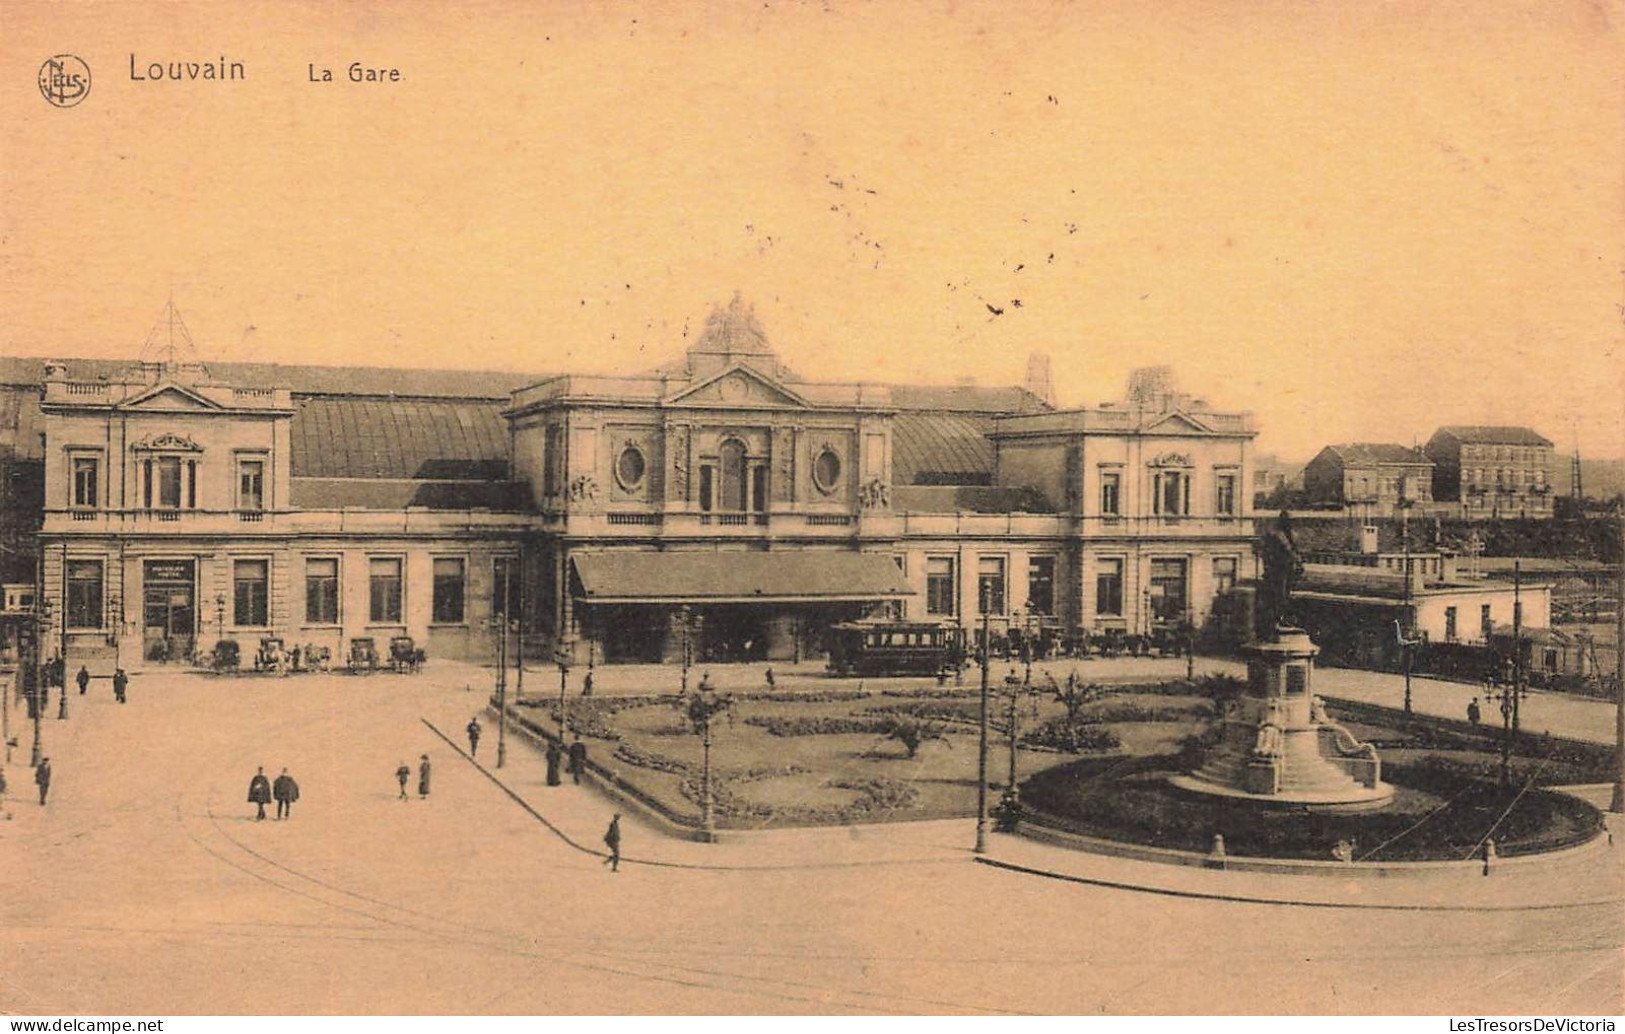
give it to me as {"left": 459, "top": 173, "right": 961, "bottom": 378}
{"left": 347, "top": 637, "right": 379, "bottom": 673}
{"left": 389, "top": 635, "right": 426, "bottom": 674}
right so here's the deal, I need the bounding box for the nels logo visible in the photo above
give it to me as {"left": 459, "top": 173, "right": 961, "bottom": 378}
{"left": 38, "top": 54, "right": 91, "bottom": 108}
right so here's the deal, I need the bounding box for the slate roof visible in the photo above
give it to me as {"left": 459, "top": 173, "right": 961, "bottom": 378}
{"left": 0, "top": 356, "right": 529, "bottom": 399}
{"left": 886, "top": 384, "right": 1050, "bottom": 414}
{"left": 291, "top": 397, "right": 509, "bottom": 479}
{"left": 1435, "top": 426, "right": 1553, "bottom": 447}
{"left": 892, "top": 412, "right": 996, "bottom": 486}
{"left": 1325, "top": 443, "right": 1431, "bottom": 466}
{"left": 571, "top": 550, "right": 912, "bottom": 603}
{"left": 288, "top": 478, "right": 533, "bottom": 511}
{"left": 892, "top": 485, "right": 1054, "bottom": 514}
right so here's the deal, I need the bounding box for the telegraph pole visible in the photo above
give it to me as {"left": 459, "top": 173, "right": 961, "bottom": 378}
{"left": 1401, "top": 490, "right": 1414, "bottom": 715}
{"left": 975, "top": 608, "right": 990, "bottom": 854}
{"left": 1511, "top": 561, "right": 1522, "bottom": 735}
{"left": 495, "top": 576, "right": 508, "bottom": 770}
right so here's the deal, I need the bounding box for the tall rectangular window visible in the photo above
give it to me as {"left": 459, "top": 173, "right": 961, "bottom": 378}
{"left": 698, "top": 466, "right": 714, "bottom": 512}
{"left": 977, "top": 556, "right": 1006, "bottom": 615}
{"left": 72, "top": 456, "right": 99, "bottom": 508}
{"left": 750, "top": 465, "right": 767, "bottom": 512}
{"left": 1095, "top": 558, "right": 1123, "bottom": 617}
{"left": 1480, "top": 603, "right": 1493, "bottom": 640}
{"left": 1148, "top": 558, "right": 1189, "bottom": 625}
{"left": 1213, "top": 556, "right": 1238, "bottom": 595}
{"left": 305, "top": 558, "right": 339, "bottom": 624}
{"left": 238, "top": 459, "right": 265, "bottom": 511}
{"left": 1444, "top": 606, "right": 1458, "bottom": 642}
{"left": 66, "top": 559, "right": 104, "bottom": 628}
{"left": 1027, "top": 556, "right": 1055, "bottom": 615}
{"left": 158, "top": 457, "right": 182, "bottom": 508}
{"left": 1153, "top": 472, "right": 1189, "bottom": 515}
{"left": 369, "top": 558, "right": 403, "bottom": 623}
{"left": 233, "top": 559, "right": 269, "bottom": 627}
{"left": 432, "top": 558, "right": 466, "bottom": 624}
{"left": 492, "top": 556, "right": 521, "bottom": 622}
{"left": 542, "top": 425, "right": 563, "bottom": 499}
{"left": 925, "top": 556, "right": 956, "bottom": 616}
{"left": 1100, "top": 471, "right": 1121, "bottom": 515}
{"left": 1215, "top": 473, "right": 1236, "bottom": 515}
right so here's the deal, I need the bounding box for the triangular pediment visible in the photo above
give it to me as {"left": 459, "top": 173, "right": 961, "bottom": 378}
{"left": 1144, "top": 411, "right": 1214, "bottom": 435}
{"left": 664, "top": 364, "right": 809, "bottom": 409}
{"left": 119, "top": 383, "right": 221, "bottom": 412}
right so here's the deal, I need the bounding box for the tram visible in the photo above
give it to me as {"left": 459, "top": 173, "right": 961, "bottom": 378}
{"left": 825, "top": 620, "right": 965, "bottom": 677}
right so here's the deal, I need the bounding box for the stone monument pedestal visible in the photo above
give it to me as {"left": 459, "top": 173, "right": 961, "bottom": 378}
{"left": 1170, "top": 627, "right": 1393, "bottom": 810}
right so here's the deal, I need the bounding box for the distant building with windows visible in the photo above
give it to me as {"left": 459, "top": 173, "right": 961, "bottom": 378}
{"left": 1301, "top": 443, "right": 1433, "bottom": 515}
{"left": 14, "top": 296, "right": 1259, "bottom": 671}
{"left": 1424, "top": 426, "right": 1555, "bottom": 518}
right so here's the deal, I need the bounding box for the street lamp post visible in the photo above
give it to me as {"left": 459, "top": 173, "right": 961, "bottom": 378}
{"left": 31, "top": 599, "right": 50, "bottom": 767}
{"left": 677, "top": 683, "right": 733, "bottom": 840}
{"left": 1611, "top": 509, "right": 1624, "bottom": 812}
{"left": 556, "top": 656, "right": 570, "bottom": 739}
{"left": 1400, "top": 493, "right": 1414, "bottom": 716}
{"left": 1484, "top": 671, "right": 1522, "bottom": 789}
{"left": 214, "top": 593, "right": 226, "bottom": 654}
{"left": 975, "top": 609, "right": 990, "bottom": 854}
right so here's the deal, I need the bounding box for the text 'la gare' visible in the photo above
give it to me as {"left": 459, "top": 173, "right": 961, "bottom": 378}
{"left": 308, "top": 63, "right": 402, "bottom": 83}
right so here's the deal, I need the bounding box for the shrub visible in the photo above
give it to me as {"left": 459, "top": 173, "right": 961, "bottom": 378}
{"left": 612, "top": 742, "right": 689, "bottom": 774}
{"left": 1023, "top": 717, "right": 1122, "bottom": 753}
{"left": 743, "top": 715, "right": 897, "bottom": 737}
{"left": 210, "top": 639, "right": 241, "bottom": 671}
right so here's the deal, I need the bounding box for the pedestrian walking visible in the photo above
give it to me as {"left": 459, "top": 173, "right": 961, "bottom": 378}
{"left": 764, "top": 667, "right": 775, "bottom": 690}
{"left": 417, "top": 754, "right": 431, "bottom": 799}
{"left": 395, "top": 762, "right": 410, "bottom": 800}
{"left": 603, "top": 813, "right": 621, "bottom": 872}
{"left": 581, "top": 671, "right": 594, "bottom": 697}
{"left": 35, "top": 757, "right": 51, "bottom": 806}
{"left": 466, "top": 717, "right": 481, "bottom": 758}
{"left": 568, "top": 735, "right": 587, "bottom": 785}
{"left": 545, "top": 740, "right": 563, "bottom": 786}
{"left": 113, "top": 668, "right": 128, "bottom": 704}
{"left": 1466, "top": 697, "right": 1481, "bottom": 726}
{"left": 272, "top": 768, "right": 300, "bottom": 820}
{"left": 76, "top": 664, "right": 90, "bottom": 696}
{"left": 247, "top": 766, "right": 271, "bottom": 820}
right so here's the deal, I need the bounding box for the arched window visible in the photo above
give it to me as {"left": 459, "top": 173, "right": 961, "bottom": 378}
{"left": 719, "top": 438, "right": 747, "bottom": 511}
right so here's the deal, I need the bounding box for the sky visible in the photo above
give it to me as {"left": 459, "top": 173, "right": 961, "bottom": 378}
{"left": 1, "top": 0, "right": 1621, "bottom": 460}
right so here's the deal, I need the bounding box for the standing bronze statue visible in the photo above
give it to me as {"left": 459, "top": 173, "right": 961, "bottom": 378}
{"left": 1254, "top": 509, "right": 1303, "bottom": 640}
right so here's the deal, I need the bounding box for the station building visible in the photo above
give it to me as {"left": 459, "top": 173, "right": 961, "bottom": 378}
{"left": 13, "top": 296, "right": 1260, "bottom": 671}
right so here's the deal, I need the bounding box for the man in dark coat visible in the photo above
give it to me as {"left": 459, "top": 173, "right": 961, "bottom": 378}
{"left": 545, "top": 740, "right": 563, "bottom": 786}
{"left": 113, "top": 668, "right": 128, "bottom": 704}
{"left": 35, "top": 757, "right": 51, "bottom": 806}
{"left": 417, "top": 754, "right": 431, "bottom": 799}
{"left": 1467, "top": 697, "right": 1482, "bottom": 726}
{"left": 466, "top": 717, "right": 481, "bottom": 758}
{"left": 395, "top": 762, "right": 410, "bottom": 800}
{"left": 603, "top": 813, "right": 621, "bottom": 872}
{"left": 247, "top": 766, "right": 271, "bottom": 820}
{"left": 568, "top": 735, "right": 587, "bottom": 785}
{"left": 75, "top": 665, "right": 90, "bottom": 696}
{"left": 272, "top": 768, "right": 299, "bottom": 820}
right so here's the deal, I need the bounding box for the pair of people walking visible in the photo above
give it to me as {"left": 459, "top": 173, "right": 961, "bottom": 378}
{"left": 396, "top": 755, "right": 431, "bottom": 800}
{"left": 247, "top": 766, "right": 300, "bottom": 820}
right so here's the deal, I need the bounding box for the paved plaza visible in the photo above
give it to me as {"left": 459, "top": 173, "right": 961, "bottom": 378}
{"left": 1, "top": 660, "right": 1620, "bottom": 1015}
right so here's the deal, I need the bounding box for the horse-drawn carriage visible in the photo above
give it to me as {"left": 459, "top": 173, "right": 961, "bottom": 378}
{"left": 388, "top": 635, "right": 426, "bottom": 674}
{"left": 347, "top": 637, "right": 379, "bottom": 673}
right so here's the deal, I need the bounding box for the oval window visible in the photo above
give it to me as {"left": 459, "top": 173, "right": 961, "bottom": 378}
{"left": 616, "top": 446, "right": 647, "bottom": 491}
{"left": 813, "top": 448, "right": 842, "bottom": 493}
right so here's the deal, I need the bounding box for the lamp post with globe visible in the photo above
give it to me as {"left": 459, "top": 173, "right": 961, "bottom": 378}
{"left": 675, "top": 681, "right": 733, "bottom": 840}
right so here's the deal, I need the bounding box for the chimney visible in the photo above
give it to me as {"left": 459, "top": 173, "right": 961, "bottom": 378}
{"left": 1024, "top": 351, "right": 1056, "bottom": 407}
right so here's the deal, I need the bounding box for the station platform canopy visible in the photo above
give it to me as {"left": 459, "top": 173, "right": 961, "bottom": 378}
{"left": 570, "top": 551, "right": 911, "bottom": 605}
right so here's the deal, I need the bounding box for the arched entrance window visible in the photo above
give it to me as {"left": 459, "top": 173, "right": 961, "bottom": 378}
{"left": 719, "top": 438, "right": 747, "bottom": 511}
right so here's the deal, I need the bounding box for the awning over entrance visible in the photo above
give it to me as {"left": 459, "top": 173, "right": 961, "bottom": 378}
{"left": 571, "top": 551, "right": 912, "bottom": 605}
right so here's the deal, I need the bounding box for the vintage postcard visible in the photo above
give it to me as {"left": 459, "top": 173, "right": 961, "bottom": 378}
{"left": 1, "top": 0, "right": 1621, "bottom": 1021}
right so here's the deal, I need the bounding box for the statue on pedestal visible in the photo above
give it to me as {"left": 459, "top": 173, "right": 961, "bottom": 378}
{"left": 1254, "top": 509, "right": 1303, "bottom": 639}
